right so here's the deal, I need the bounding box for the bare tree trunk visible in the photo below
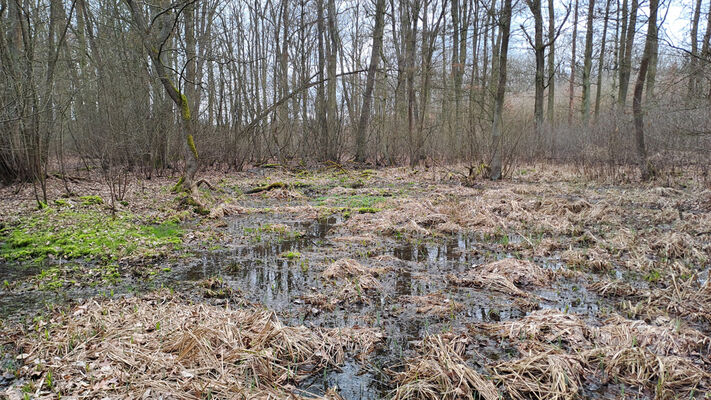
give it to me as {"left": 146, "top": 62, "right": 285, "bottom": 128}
{"left": 581, "top": 0, "right": 595, "bottom": 124}
{"left": 326, "top": 0, "right": 338, "bottom": 161}
{"left": 546, "top": 0, "right": 555, "bottom": 124}
{"left": 618, "top": 0, "right": 637, "bottom": 109}
{"left": 316, "top": 0, "right": 328, "bottom": 160}
{"left": 355, "top": 0, "right": 386, "bottom": 162}
{"left": 526, "top": 0, "right": 545, "bottom": 139}
{"left": 594, "top": 0, "right": 611, "bottom": 119}
{"left": 632, "top": 0, "right": 657, "bottom": 180}
{"left": 490, "top": 0, "right": 512, "bottom": 180}
{"left": 568, "top": 0, "right": 578, "bottom": 125}
{"left": 689, "top": 0, "right": 702, "bottom": 98}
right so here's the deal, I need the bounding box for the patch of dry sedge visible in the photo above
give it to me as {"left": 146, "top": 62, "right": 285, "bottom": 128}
{"left": 398, "top": 294, "right": 463, "bottom": 317}
{"left": 6, "top": 292, "right": 382, "bottom": 399}
{"left": 449, "top": 258, "right": 553, "bottom": 298}
{"left": 390, "top": 334, "right": 499, "bottom": 400}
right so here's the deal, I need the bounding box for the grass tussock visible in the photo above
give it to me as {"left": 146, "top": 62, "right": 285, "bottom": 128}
{"left": 492, "top": 348, "right": 586, "bottom": 400}
{"left": 321, "top": 258, "right": 386, "bottom": 304}
{"left": 449, "top": 258, "right": 553, "bottom": 298}
{"left": 390, "top": 334, "right": 499, "bottom": 400}
{"left": 399, "top": 294, "right": 463, "bottom": 317}
{"left": 587, "top": 346, "right": 711, "bottom": 398}
{"left": 596, "top": 314, "right": 711, "bottom": 356}
{"left": 483, "top": 309, "right": 593, "bottom": 348}
{"left": 8, "top": 292, "right": 381, "bottom": 399}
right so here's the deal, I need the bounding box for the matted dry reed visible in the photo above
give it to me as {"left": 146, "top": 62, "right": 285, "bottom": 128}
{"left": 390, "top": 334, "right": 499, "bottom": 400}
{"left": 398, "top": 294, "right": 463, "bottom": 317}
{"left": 492, "top": 348, "right": 586, "bottom": 400}
{"left": 449, "top": 258, "right": 553, "bottom": 298}
{"left": 5, "top": 292, "right": 382, "bottom": 399}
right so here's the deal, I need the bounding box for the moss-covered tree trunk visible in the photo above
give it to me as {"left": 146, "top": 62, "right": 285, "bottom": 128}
{"left": 124, "top": 0, "right": 199, "bottom": 197}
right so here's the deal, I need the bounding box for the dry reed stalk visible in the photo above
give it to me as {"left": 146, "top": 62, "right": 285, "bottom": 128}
{"left": 449, "top": 259, "right": 552, "bottom": 298}
{"left": 399, "top": 294, "right": 464, "bottom": 317}
{"left": 586, "top": 346, "right": 710, "bottom": 398}
{"left": 492, "top": 349, "right": 585, "bottom": 400}
{"left": 8, "top": 292, "right": 381, "bottom": 399}
{"left": 390, "top": 334, "right": 499, "bottom": 400}
{"left": 482, "top": 309, "right": 593, "bottom": 348}
{"left": 596, "top": 314, "right": 711, "bottom": 356}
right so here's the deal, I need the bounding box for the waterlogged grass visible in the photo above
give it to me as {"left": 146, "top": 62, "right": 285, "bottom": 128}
{"left": 0, "top": 208, "right": 182, "bottom": 262}
{"left": 314, "top": 193, "right": 386, "bottom": 209}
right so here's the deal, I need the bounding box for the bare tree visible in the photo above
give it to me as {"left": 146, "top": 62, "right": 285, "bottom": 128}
{"left": 632, "top": 0, "right": 658, "bottom": 180}
{"left": 490, "top": 0, "right": 512, "bottom": 180}
{"left": 355, "top": 0, "right": 386, "bottom": 162}
{"left": 580, "top": 0, "right": 595, "bottom": 123}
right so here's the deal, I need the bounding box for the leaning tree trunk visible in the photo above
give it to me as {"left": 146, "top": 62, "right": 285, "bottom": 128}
{"left": 124, "top": 0, "right": 199, "bottom": 197}
{"left": 632, "top": 0, "right": 658, "bottom": 180}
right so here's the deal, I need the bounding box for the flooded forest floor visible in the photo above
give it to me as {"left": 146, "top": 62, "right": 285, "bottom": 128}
{"left": 1, "top": 165, "right": 710, "bottom": 399}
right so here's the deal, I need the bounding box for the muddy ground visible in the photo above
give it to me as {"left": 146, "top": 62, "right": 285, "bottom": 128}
{"left": 1, "top": 165, "right": 710, "bottom": 399}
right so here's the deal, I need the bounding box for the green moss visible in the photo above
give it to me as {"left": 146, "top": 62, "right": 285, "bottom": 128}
{"left": 0, "top": 209, "right": 182, "bottom": 262}
{"left": 180, "top": 93, "right": 191, "bottom": 121}
{"left": 79, "top": 195, "right": 104, "bottom": 206}
{"left": 281, "top": 251, "right": 301, "bottom": 260}
{"left": 53, "top": 199, "right": 69, "bottom": 207}
{"left": 171, "top": 176, "right": 186, "bottom": 193}
{"left": 357, "top": 207, "right": 380, "bottom": 214}
{"left": 186, "top": 134, "right": 198, "bottom": 160}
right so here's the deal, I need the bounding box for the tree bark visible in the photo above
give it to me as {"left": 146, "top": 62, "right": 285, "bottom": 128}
{"left": 124, "top": 0, "right": 199, "bottom": 197}
{"left": 618, "top": 0, "right": 637, "bottom": 109}
{"left": 688, "top": 0, "right": 702, "bottom": 98}
{"left": 527, "top": 0, "right": 545, "bottom": 139}
{"left": 490, "top": 0, "right": 512, "bottom": 180}
{"left": 594, "top": 0, "right": 611, "bottom": 119}
{"left": 632, "top": 0, "right": 658, "bottom": 180}
{"left": 546, "top": 0, "right": 555, "bottom": 124}
{"left": 355, "top": 0, "right": 386, "bottom": 162}
{"left": 581, "top": 0, "right": 595, "bottom": 123}
{"left": 568, "top": 0, "right": 578, "bottom": 125}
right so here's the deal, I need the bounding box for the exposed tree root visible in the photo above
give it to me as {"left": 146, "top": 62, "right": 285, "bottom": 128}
{"left": 245, "top": 181, "right": 288, "bottom": 194}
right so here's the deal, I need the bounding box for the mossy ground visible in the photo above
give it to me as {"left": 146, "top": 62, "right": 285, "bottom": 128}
{"left": 0, "top": 207, "right": 182, "bottom": 263}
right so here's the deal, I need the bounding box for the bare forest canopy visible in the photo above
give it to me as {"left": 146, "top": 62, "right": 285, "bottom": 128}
{"left": 1, "top": 0, "right": 711, "bottom": 190}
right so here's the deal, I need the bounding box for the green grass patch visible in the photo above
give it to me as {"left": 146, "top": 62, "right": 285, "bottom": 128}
{"left": 0, "top": 208, "right": 182, "bottom": 262}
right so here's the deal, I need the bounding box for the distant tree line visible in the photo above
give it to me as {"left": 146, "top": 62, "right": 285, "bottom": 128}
{"left": 1, "top": 0, "right": 710, "bottom": 199}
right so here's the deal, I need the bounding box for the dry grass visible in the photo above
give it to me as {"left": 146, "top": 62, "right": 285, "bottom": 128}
{"left": 648, "top": 274, "right": 711, "bottom": 324}
{"left": 587, "top": 279, "right": 642, "bottom": 298}
{"left": 587, "top": 346, "right": 711, "bottom": 398}
{"left": 449, "top": 259, "right": 553, "bottom": 298}
{"left": 321, "top": 258, "right": 386, "bottom": 304}
{"left": 492, "top": 348, "right": 585, "bottom": 400}
{"left": 399, "top": 294, "right": 463, "bottom": 317}
{"left": 390, "top": 334, "right": 499, "bottom": 400}
{"left": 482, "top": 309, "right": 593, "bottom": 348}
{"left": 596, "top": 314, "right": 711, "bottom": 357}
{"left": 6, "top": 292, "right": 381, "bottom": 399}
{"left": 321, "top": 258, "right": 386, "bottom": 280}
